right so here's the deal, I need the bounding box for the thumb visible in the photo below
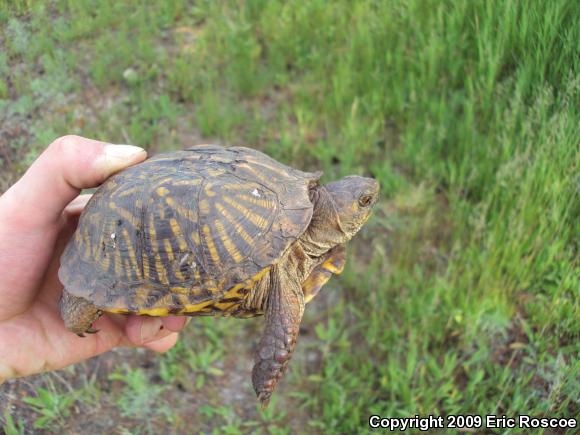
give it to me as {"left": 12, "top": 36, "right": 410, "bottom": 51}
{"left": 0, "top": 135, "right": 146, "bottom": 228}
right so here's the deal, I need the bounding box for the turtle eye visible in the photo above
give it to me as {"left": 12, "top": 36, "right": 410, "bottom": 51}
{"left": 358, "top": 194, "right": 373, "bottom": 207}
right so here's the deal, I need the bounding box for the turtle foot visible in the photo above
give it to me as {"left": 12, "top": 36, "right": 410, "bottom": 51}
{"left": 59, "top": 290, "right": 102, "bottom": 336}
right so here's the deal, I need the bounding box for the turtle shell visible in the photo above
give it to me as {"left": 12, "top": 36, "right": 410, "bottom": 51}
{"left": 59, "top": 145, "right": 321, "bottom": 316}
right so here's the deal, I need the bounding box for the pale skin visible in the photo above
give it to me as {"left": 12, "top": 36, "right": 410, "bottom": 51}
{"left": 0, "top": 135, "right": 189, "bottom": 384}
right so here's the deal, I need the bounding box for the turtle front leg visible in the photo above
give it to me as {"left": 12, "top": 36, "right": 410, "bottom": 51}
{"left": 59, "top": 290, "right": 102, "bottom": 336}
{"left": 252, "top": 269, "right": 304, "bottom": 408}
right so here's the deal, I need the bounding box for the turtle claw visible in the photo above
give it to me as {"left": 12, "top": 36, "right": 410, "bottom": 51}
{"left": 76, "top": 327, "right": 99, "bottom": 337}
{"left": 259, "top": 394, "right": 271, "bottom": 409}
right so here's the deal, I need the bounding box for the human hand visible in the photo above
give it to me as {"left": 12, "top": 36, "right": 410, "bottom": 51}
{"left": 0, "top": 136, "right": 188, "bottom": 383}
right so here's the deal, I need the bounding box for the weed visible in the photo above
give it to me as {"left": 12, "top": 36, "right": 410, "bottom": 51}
{"left": 109, "top": 366, "right": 167, "bottom": 419}
{"left": 21, "top": 382, "right": 75, "bottom": 430}
{"left": 2, "top": 408, "right": 25, "bottom": 435}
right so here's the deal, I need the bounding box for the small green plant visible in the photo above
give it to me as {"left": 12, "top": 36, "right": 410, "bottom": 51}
{"left": 2, "top": 409, "right": 25, "bottom": 435}
{"left": 109, "top": 366, "right": 166, "bottom": 419}
{"left": 22, "top": 385, "right": 75, "bottom": 430}
{"left": 200, "top": 405, "right": 244, "bottom": 434}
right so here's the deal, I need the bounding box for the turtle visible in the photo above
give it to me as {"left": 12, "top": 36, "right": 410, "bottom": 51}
{"left": 58, "top": 144, "right": 379, "bottom": 407}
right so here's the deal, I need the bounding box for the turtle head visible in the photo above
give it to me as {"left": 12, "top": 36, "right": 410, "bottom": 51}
{"left": 324, "top": 176, "right": 379, "bottom": 240}
{"left": 301, "top": 175, "right": 379, "bottom": 256}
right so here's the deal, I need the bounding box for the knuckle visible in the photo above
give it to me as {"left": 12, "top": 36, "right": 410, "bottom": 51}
{"left": 50, "top": 135, "right": 82, "bottom": 156}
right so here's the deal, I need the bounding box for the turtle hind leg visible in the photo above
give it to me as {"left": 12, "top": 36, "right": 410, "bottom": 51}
{"left": 59, "top": 290, "right": 102, "bottom": 336}
{"left": 252, "top": 267, "right": 304, "bottom": 408}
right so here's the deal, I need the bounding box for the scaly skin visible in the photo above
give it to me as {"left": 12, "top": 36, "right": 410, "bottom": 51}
{"left": 250, "top": 179, "right": 379, "bottom": 407}
{"left": 59, "top": 290, "right": 102, "bottom": 336}
{"left": 252, "top": 266, "right": 304, "bottom": 408}
{"left": 302, "top": 244, "right": 347, "bottom": 303}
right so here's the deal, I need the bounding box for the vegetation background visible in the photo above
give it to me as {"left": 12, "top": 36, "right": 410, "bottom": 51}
{"left": 0, "top": 0, "right": 578, "bottom": 433}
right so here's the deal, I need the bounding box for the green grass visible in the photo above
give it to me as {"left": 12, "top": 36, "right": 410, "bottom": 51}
{"left": 21, "top": 385, "right": 74, "bottom": 430}
{"left": 1, "top": 0, "right": 578, "bottom": 433}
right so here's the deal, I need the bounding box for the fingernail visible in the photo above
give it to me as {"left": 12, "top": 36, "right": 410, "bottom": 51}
{"left": 105, "top": 144, "right": 146, "bottom": 159}
{"left": 140, "top": 318, "right": 164, "bottom": 343}
{"left": 100, "top": 144, "right": 146, "bottom": 174}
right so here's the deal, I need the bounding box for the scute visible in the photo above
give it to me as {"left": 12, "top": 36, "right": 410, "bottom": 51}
{"left": 59, "top": 145, "right": 320, "bottom": 313}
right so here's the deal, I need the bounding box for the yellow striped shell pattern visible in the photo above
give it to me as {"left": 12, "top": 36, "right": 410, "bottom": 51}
{"left": 58, "top": 145, "right": 321, "bottom": 317}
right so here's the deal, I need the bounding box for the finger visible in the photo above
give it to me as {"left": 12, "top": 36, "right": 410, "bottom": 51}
{"left": 43, "top": 194, "right": 94, "bottom": 300}
{"left": 56, "top": 194, "right": 93, "bottom": 235}
{"left": 161, "top": 316, "right": 190, "bottom": 332}
{"left": 0, "top": 135, "right": 146, "bottom": 228}
{"left": 124, "top": 315, "right": 174, "bottom": 346}
{"left": 90, "top": 314, "right": 134, "bottom": 349}
{"left": 56, "top": 194, "right": 93, "bottom": 250}
{"left": 143, "top": 332, "right": 179, "bottom": 353}
{"left": 63, "top": 194, "right": 93, "bottom": 217}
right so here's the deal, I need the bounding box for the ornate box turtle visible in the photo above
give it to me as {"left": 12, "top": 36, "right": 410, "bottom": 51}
{"left": 58, "top": 145, "right": 379, "bottom": 406}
